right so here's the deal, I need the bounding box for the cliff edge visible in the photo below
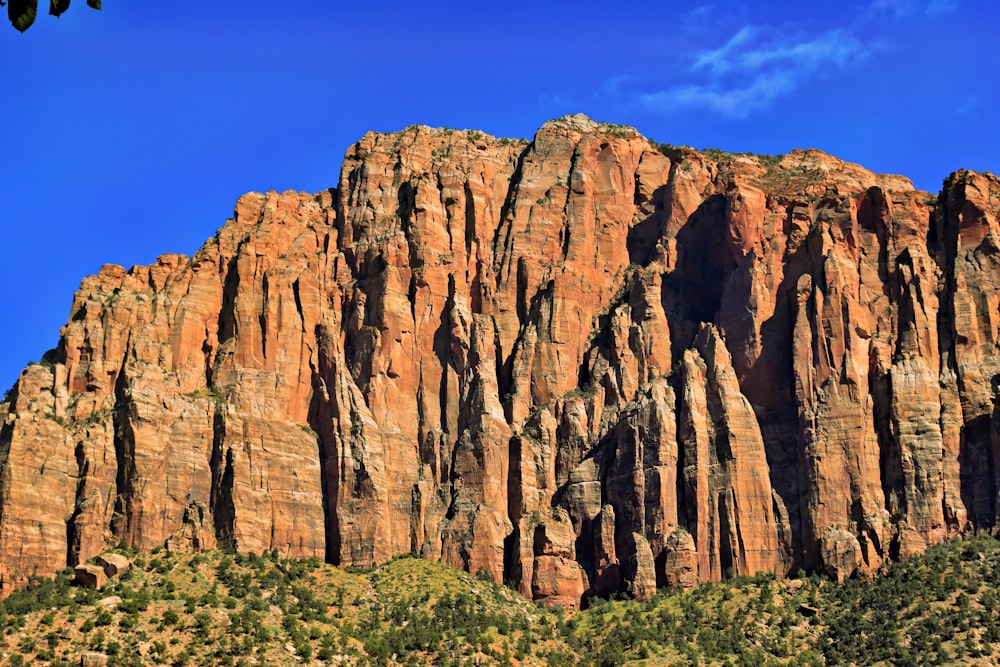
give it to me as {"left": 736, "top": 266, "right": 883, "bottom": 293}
{"left": 2, "top": 114, "right": 999, "bottom": 606}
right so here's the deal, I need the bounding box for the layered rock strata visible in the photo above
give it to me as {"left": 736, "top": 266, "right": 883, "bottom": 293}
{"left": 2, "top": 115, "right": 999, "bottom": 606}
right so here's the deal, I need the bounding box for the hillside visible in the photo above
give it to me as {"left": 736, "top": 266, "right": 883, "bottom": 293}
{"left": 2, "top": 114, "right": 1000, "bottom": 607}
{"left": 3, "top": 536, "right": 1000, "bottom": 666}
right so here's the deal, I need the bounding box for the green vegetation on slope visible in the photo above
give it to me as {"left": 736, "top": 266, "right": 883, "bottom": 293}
{"left": 2, "top": 536, "right": 1000, "bottom": 665}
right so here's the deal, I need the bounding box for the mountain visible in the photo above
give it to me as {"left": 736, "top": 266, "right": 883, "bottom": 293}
{"left": 1, "top": 114, "right": 998, "bottom": 607}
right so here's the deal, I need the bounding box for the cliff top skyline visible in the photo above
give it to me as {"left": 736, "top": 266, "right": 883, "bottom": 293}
{"left": 2, "top": 0, "right": 997, "bottom": 389}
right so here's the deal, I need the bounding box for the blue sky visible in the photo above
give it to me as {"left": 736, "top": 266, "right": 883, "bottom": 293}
{"left": 1, "top": 0, "right": 997, "bottom": 390}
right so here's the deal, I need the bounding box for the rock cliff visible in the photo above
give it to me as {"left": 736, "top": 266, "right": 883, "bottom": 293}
{"left": 2, "top": 115, "right": 999, "bottom": 605}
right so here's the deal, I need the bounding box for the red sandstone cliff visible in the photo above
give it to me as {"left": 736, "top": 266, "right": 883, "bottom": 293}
{"left": 1, "top": 115, "right": 998, "bottom": 605}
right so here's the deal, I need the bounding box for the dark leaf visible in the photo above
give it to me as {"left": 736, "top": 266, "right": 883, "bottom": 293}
{"left": 8, "top": 0, "right": 37, "bottom": 31}
{"left": 85, "top": 0, "right": 98, "bottom": 8}
{"left": 49, "top": 0, "right": 69, "bottom": 17}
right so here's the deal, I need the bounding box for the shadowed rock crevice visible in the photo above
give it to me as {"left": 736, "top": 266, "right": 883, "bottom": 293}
{"left": 665, "top": 194, "right": 732, "bottom": 359}
{"left": 308, "top": 327, "right": 341, "bottom": 565}
{"left": 65, "top": 441, "right": 88, "bottom": 566}
{"left": 209, "top": 409, "right": 234, "bottom": 549}
{"left": 218, "top": 252, "right": 242, "bottom": 345}
{"left": 110, "top": 359, "right": 136, "bottom": 544}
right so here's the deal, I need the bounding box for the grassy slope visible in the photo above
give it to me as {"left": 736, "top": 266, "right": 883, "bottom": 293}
{"left": 2, "top": 536, "right": 1000, "bottom": 666}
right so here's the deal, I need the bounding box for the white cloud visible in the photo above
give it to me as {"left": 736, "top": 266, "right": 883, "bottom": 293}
{"left": 693, "top": 28, "right": 869, "bottom": 76}
{"left": 640, "top": 72, "right": 798, "bottom": 118}
{"left": 691, "top": 26, "right": 759, "bottom": 75}
{"left": 634, "top": 27, "right": 872, "bottom": 118}
{"left": 599, "top": 1, "right": 958, "bottom": 119}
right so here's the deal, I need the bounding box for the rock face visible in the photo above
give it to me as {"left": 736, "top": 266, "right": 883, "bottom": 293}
{"left": 2, "top": 115, "right": 999, "bottom": 606}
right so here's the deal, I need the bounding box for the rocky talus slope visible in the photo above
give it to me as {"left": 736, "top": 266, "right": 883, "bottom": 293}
{"left": 2, "top": 115, "right": 999, "bottom": 606}
{"left": 7, "top": 538, "right": 1000, "bottom": 666}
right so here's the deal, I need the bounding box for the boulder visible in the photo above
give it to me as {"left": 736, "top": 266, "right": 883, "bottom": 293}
{"left": 531, "top": 556, "right": 587, "bottom": 609}
{"left": 820, "top": 528, "right": 863, "bottom": 583}
{"left": 95, "top": 595, "right": 121, "bottom": 610}
{"left": 79, "top": 652, "right": 108, "bottom": 666}
{"left": 662, "top": 529, "right": 699, "bottom": 590}
{"left": 74, "top": 564, "right": 107, "bottom": 590}
{"left": 95, "top": 553, "right": 130, "bottom": 579}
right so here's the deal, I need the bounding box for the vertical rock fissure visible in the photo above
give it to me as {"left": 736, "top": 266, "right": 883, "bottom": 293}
{"left": 463, "top": 179, "right": 477, "bottom": 255}
{"left": 209, "top": 409, "right": 235, "bottom": 549}
{"left": 259, "top": 273, "right": 269, "bottom": 361}
{"left": 559, "top": 146, "right": 581, "bottom": 263}
{"left": 111, "top": 359, "right": 137, "bottom": 544}
{"left": 503, "top": 433, "right": 524, "bottom": 589}
{"left": 930, "top": 181, "right": 997, "bottom": 527}
{"left": 65, "top": 441, "right": 88, "bottom": 565}
{"left": 309, "top": 333, "right": 343, "bottom": 565}
{"left": 491, "top": 145, "right": 531, "bottom": 283}
{"left": 435, "top": 276, "right": 456, "bottom": 441}
{"left": 218, "top": 252, "right": 242, "bottom": 344}
{"left": 0, "top": 400, "right": 15, "bottom": 528}
{"left": 872, "top": 343, "right": 901, "bottom": 520}
{"left": 292, "top": 279, "right": 305, "bottom": 334}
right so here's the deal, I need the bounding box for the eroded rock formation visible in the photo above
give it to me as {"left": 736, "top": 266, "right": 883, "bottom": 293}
{"left": 2, "top": 115, "right": 999, "bottom": 606}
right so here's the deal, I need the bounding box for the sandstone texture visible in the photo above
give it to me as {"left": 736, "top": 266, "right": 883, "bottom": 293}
{"left": 2, "top": 115, "right": 999, "bottom": 606}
